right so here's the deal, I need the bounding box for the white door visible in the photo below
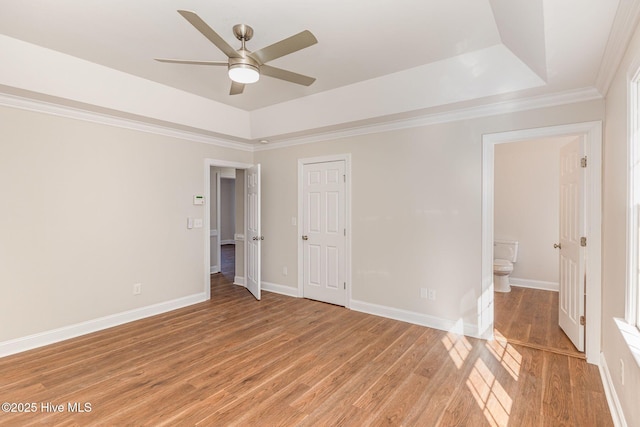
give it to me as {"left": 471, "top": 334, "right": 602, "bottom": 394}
{"left": 302, "top": 160, "right": 346, "bottom": 306}
{"left": 246, "top": 164, "right": 261, "bottom": 300}
{"left": 558, "top": 138, "right": 586, "bottom": 351}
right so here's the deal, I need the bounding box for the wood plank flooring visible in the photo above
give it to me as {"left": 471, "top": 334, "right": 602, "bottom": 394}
{"left": 0, "top": 278, "right": 611, "bottom": 425}
{"left": 494, "top": 286, "right": 584, "bottom": 359}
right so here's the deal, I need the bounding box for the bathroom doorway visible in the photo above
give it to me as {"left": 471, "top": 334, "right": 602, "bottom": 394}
{"left": 493, "top": 136, "right": 581, "bottom": 356}
{"left": 481, "top": 121, "right": 602, "bottom": 364}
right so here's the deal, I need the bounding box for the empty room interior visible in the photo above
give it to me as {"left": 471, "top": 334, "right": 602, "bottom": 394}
{"left": 1, "top": 1, "right": 640, "bottom": 425}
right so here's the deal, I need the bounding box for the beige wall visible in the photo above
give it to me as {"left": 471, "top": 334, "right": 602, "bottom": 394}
{"left": 494, "top": 137, "right": 574, "bottom": 285}
{"left": 0, "top": 106, "right": 251, "bottom": 342}
{"left": 602, "top": 18, "right": 640, "bottom": 426}
{"left": 254, "top": 100, "right": 604, "bottom": 330}
{"left": 220, "top": 178, "right": 235, "bottom": 242}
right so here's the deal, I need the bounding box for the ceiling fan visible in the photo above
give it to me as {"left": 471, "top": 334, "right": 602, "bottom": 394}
{"left": 155, "top": 10, "right": 318, "bottom": 95}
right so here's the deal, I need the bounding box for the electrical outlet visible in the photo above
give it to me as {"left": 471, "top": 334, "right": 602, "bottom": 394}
{"left": 282, "top": 266, "right": 288, "bottom": 276}
{"left": 133, "top": 283, "right": 142, "bottom": 295}
{"left": 620, "top": 359, "right": 625, "bottom": 386}
{"left": 420, "top": 288, "right": 428, "bottom": 299}
{"left": 428, "top": 289, "right": 437, "bottom": 301}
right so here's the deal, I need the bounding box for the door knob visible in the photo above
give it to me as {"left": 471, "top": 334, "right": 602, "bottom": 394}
{"left": 302, "top": 235, "right": 308, "bottom": 240}
{"left": 553, "top": 243, "right": 561, "bottom": 249}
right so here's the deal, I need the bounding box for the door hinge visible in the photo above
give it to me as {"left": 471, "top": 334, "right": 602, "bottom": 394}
{"left": 344, "top": 228, "right": 346, "bottom": 236}
{"left": 343, "top": 174, "right": 346, "bottom": 182}
{"left": 580, "top": 315, "right": 586, "bottom": 326}
{"left": 580, "top": 156, "right": 587, "bottom": 168}
{"left": 580, "top": 236, "right": 587, "bottom": 247}
{"left": 344, "top": 282, "right": 346, "bottom": 290}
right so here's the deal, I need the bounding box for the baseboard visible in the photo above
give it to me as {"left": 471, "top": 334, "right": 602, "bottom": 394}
{"left": 0, "top": 293, "right": 208, "bottom": 358}
{"left": 262, "top": 281, "right": 299, "bottom": 298}
{"left": 231, "top": 277, "right": 298, "bottom": 297}
{"left": 210, "top": 265, "right": 220, "bottom": 274}
{"left": 350, "top": 299, "right": 480, "bottom": 338}
{"left": 599, "top": 352, "right": 627, "bottom": 427}
{"left": 221, "top": 240, "right": 235, "bottom": 245}
{"left": 510, "top": 277, "right": 559, "bottom": 292}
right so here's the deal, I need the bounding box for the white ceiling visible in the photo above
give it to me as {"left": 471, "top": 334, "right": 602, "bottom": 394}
{"left": 0, "top": 0, "right": 622, "bottom": 142}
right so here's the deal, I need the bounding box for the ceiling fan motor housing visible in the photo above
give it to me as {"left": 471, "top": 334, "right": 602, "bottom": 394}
{"left": 228, "top": 50, "right": 260, "bottom": 83}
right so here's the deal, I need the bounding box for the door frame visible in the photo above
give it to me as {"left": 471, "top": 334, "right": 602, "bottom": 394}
{"left": 297, "top": 154, "right": 352, "bottom": 307}
{"left": 204, "top": 158, "right": 254, "bottom": 300}
{"left": 481, "top": 121, "right": 602, "bottom": 364}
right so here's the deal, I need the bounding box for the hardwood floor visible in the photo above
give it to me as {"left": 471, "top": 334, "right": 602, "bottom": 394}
{"left": 0, "top": 278, "right": 611, "bottom": 426}
{"left": 211, "top": 244, "right": 235, "bottom": 289}
{"left": 494, "top": 286, "right": 584, "bottom": 359}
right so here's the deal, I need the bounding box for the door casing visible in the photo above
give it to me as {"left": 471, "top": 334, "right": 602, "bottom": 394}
{"left": 481, "top": 121, "right": 602, "bottom": 364}
{"left": 204, "top": 159, "right": 255, "bottom": 301}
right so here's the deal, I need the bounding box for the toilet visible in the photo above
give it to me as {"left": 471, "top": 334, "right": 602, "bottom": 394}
{"left": 493, "top": 240, "right": 519, "bottom": 293}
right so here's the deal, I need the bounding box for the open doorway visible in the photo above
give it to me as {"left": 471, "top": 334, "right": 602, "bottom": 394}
{"left": 492, "top": 136, "right": 583, "bottom": 358}
{"left": 203, "top": 159, "right": 258, "bottom": 301}
{"left": 481, "top": 121, "right": 602, "bottom": 364}
{"left": 210, "top": 167, "right": 238, "bottom": 284}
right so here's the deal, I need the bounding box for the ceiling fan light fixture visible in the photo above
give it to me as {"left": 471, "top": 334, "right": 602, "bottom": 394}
{"left": 228, "top": 63, "right": 260, "bottom": 84}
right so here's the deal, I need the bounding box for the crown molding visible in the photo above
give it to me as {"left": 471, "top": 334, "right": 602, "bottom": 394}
{"left": 0, "top": 92, "right": 254, "bottom": 152}
{"left": 254, "top": 87, "right": 603, "bottom": 151}
{"left": 595, "top": 0, "right": 640, "bottom": 96}
{"left": 1, "top": 86, "right": 603, "bottom": 154}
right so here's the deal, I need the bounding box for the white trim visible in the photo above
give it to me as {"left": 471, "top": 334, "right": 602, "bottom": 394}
{"left": 255, "top": 88, "right": 602, "bottom": 151}
{"left": 262, "top": 281, "right": 299, "bottom": 298}
{"left": 350, "top": 299, "right": 480, "bottom": 338}
{"left": 627, "top": 69, "right": 640, "bottom": 327}
{"left": 615, "top": 317, "right": 640, "bottom": 369}
{"left": 482, "top": 121, "right": 603, "bottom": 364}
{"left": 220, "top": 239, "right": 235, "bottom": 245}
{"left": 599, "top": 352, "right": 628, "bottom": 427}
{"left": 595, "top": 0, "right": 640, "bottom": 96}
{"left": 0, "top": 92, "right": 253, "bottom": 152}
{"left": 0, "top": 293, "right": 207, "bottom": 358}
{"left": 204, "top": 159, "right": 254, "bottom": 300}
{"left": 210, "top": 265, "right": 220, "bottom": 274}
{"left": 234, "top": 275, "right": 245, "bottom": 286}
{"left": 0, "top": 87, "right": 602, "bottom": 153}
{"left": 510, "top": 278, "right": 559, "bottom": 292}
{"left": 297, "top": 154, "right": 352, "bottom": 306}
{"left": 216, "top": 171, "right": 222, "bottom": 278}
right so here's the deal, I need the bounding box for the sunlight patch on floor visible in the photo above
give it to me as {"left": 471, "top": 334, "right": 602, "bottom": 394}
{"left": 442, "top": 332, "right": 472, "bottom": 369}
{"left": 466, "top": 358, "right": 512, "bottom": 427}
{"left": 487, "top": 330, "right": 522, "bottom": 381}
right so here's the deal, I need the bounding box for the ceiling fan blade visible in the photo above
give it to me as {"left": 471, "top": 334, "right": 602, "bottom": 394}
{"left": 177, "top": 10, "right": 241, "bottom": 59}
{"left": 260, "top": 65, "right": 316, "bottom": 86}
{"left": 154, "top": 58, "right": 228, "bottom": 66}
{"left": 230, "top": 81, "right": 245, "bottom": 95}
{"left": 249, "top": 30, "right": 317, "bottom": 65}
